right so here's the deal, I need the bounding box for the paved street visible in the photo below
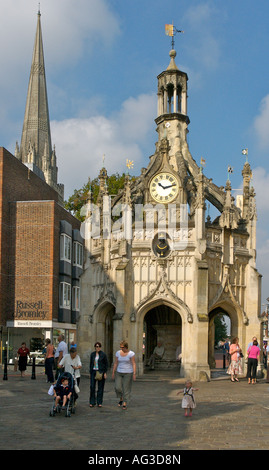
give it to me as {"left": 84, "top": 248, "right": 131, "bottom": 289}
{"left": 0, "top": 366, "right": 269, "bottom": 451}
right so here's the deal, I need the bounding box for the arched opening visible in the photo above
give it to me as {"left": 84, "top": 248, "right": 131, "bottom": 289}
{"left": 208, "top": 308, "right": 231, "bottom": 370}
{"left": 96, "top": 302, "right": 115, "bottom": 367}
{"left": 143, "top": 304, "right": 182, "bottom": 370}
{"left": 167, "top": 84, "right": 174, "bottom": 113}
{"left": 177, "top": 85, "right": 182, "bottom": 113}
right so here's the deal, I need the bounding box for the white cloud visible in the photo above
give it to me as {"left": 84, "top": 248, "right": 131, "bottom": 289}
{"left": 251, "top": 166, "right": 269, "bottom": 298}
{"left": 183, "top": 2, "right": 221, "bottom": 71}
{"left": 52, "top": 93, "right": 156, "bottom": 199}
{"left": 252, "top": 166, "right": 269, "bottom": 213}
{"left": 0, "top": 0, "right": 120, "bottom": 103}
{"left": 253, "top": 94, "right": 269, "bottom": 149}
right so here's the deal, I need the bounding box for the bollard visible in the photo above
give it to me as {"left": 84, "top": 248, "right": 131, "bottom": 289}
{"left": 223, "top": 354, "right": 226, "bottom": 369}
{"left": 3, "top": 357, "right": 8, "bottom": 380}
{"left": 31, "top": 356, "right": 36, "bottom": 380}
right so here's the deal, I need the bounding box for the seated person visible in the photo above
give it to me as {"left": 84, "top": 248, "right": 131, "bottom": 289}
{"left": 53, "top": 377, "right": 72, "bottom": 410}
{"left": 176, "top": 345, "right": 182, "bottom": 362}
{"left": 147, "top": 341, "right": 165, "bottom": 369}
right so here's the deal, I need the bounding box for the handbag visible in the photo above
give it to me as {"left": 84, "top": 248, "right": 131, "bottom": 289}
{"left": 48, "top": 384, "right": 54, "bottom": 396}
{"left": 95, "top": 370, "right": 103, "bottom": 381}
{"left": 74, "top": 384, "right": 80, "bottom": 393}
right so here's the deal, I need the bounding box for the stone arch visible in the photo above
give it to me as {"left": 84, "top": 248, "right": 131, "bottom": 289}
{"left": 135, "top": 297, "right": 190, "bottom": 374}
{"left": 208, "top": 300, "right": 240, "bottom": 370}
{"left": 94, "top": 300, "right": 115, "bottom": 367}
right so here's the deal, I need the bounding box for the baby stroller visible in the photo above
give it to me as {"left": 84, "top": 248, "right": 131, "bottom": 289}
{"left": 49, "top": 371, "right": 76, "bottom": 417}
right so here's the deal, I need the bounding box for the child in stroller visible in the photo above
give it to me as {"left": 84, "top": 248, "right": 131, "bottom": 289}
{"left": 50, "top": 372, "right": 75, "bottom": 417}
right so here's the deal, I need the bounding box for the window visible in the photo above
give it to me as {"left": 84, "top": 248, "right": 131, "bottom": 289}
{"left": 72, "top": 286, "right": 80, "bottom": 311}
{"left": 73, "top": 241, "right": 83, "bottom": 267}
{"left": 60, "top": 234, "right": 72, "bottom": 262}
{"left": 59, "top": 282, "right": 71, "bottom": 309}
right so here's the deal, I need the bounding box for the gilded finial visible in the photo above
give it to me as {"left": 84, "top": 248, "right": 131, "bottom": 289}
{"left": 126, "top": 159, "right": 134, "bottom": 171}
{"left": 242, "top": 148, "right": 248, "bottom": 163}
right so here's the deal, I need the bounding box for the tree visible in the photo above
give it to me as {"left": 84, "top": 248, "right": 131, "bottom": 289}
{"left": 214, "top": 314, "right": 228, "bottom": 346}
{"left": 64, "top": 172, "right": 136, "bottom": 221}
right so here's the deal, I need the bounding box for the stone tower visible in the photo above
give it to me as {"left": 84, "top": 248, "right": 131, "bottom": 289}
{"left": 78, "top": 46, "right": 262, "bottom": 380}
{"left": 15, "top": 10, "right": 64, "bottom": 202}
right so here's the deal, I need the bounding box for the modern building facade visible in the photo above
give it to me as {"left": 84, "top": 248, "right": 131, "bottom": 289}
{"left": 0, "top": 147, "right": 83, "bottom": 363}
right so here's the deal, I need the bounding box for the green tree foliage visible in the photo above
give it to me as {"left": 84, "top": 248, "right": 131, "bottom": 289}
{"left": 214, "top": 314, "right": 228, "bottom": 346}
{"left": 64, "top": 172, "right": 136, "bottom": 221}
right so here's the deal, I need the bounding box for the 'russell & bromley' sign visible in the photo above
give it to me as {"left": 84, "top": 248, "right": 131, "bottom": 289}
{"left": 14, "top": 301, "right": 49, "bottom": 320}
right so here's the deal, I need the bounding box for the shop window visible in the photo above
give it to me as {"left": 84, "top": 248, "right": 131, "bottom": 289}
{"left": 73, "top": 241, "right": 83, "bottom": 267}
{"left": 60, "top": 234, "right": 72, "bottom": 262}
{"left": 59, "top": 282, "right": 71, "bottom": 309}
{"left": 72, "top": 286, "right": 80, "bottom": 311}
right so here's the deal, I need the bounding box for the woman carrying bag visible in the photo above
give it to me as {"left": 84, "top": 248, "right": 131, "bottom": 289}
{"left": 89, "top": 342, "right": 108, "bottom": 408}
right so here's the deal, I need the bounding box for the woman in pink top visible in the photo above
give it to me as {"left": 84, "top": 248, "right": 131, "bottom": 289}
{"left": 247, "top": 339, "right": 260, "bottom": 384}
{"left": 227, "top": 337, "right": 242, "bottom": 382}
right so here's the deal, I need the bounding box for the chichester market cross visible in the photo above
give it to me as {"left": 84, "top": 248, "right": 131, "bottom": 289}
{"left": 78, "top": 35, "right": 262, "bottom": 381}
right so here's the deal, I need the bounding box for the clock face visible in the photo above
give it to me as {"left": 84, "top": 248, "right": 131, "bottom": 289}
{"left": 149, "top": 172, "right": 179, "bottom": 203}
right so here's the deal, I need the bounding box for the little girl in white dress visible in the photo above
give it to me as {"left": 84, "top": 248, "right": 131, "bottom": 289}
{"left": 177, "top": 380, "right": 199, "bottom": 417}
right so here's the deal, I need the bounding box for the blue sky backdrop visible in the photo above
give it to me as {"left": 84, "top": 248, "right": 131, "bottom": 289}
{"left": 1, "top": 0, "right": 269, "bottom": 309}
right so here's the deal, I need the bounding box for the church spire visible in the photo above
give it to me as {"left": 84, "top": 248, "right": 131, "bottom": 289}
{"left": 17, "top": 11, "right": 64, "bottom": 201}
{"left": 20, "top": 10, "right": 52, "bottom": 165}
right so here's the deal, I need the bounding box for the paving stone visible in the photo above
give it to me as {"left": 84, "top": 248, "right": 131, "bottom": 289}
{"left": 0, "top": 368, "right": 269, "bottom": 450}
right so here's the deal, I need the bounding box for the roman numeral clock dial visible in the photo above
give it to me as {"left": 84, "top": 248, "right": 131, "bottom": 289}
{"left": 149, "top": 172, "right": 179, "bottom": 203}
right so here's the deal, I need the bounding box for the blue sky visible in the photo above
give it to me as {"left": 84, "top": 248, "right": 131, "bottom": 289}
{"left": 1, "top": 0, "right": 269, "bottom": 307}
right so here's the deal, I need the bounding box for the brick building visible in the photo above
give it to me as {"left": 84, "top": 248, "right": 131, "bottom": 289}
{"left": 0, "top": 147, "right": 83, "bottom": 363}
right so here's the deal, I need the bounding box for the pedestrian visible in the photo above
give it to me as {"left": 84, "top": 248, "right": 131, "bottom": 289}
{"left": 59, "top": 347, "right": 82, "bottom": 402}
{"left": 44, "top": 338, "right": 55, "bottom": 383}
{"left": 89, "top": 342, "right": 108, "bottom": 408}
{"left": 17, "top": 342, "right": 30, "bottom": 377}
{"left": 247, "top": 336, "right": 260, "bottom": 350}
{"left": 112, "top": 340, "right": 136, "bottom": 410}
{"left": 59, "top": 347, "right": 82, "bottom": 387}
{"left": 227, "top": 337, "right": 242, "bottom": 382}
{"left": 177, "top": 380, "right": 199, "bottom": 417}
{"left": 223, "top": 338, "right": 230, "bottom": 366}
{"left": 54, "top": 335, "right": 68, "bottom": 379}
{"left": 247, "top": 339, "right": 260, "bottom": 384}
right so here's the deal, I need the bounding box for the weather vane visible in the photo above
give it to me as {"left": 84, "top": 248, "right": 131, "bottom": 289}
{"left": 165, "top": 23, "right": 184, "bottom": 49}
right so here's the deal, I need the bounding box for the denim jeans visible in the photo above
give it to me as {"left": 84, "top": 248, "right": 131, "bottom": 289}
{"left": 90, "top": 370, "right": 106, "bottom": 405}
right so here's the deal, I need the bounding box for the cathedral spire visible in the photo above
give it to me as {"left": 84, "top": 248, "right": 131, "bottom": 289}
{"left": 20, "top": 10, "right": 52, "bottom": 166}
{"left": 17, "top": 11, "right": 64, "bottom": 201}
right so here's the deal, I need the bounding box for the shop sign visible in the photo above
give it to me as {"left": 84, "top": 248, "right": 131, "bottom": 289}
{"left": 14, "top": 300, "right": 49, "bottom": 321}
